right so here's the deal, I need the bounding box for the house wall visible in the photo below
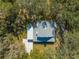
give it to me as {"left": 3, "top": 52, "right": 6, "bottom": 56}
{"left": 27, "top": 24, "right": 33, "bottom": 39}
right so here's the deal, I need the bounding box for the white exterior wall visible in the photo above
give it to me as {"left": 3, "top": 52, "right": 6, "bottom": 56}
{"left": 27, "top": 26, "right": 33, "bottom": 39}
{"left": 23, "top": 25, "right": 34, "bottom": 54}
{"left": 23, "top": 39, "right": 33, "bottom": 55}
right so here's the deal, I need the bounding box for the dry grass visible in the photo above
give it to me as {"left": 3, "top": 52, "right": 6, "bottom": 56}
{"left": 33, "top": 41, "right": 59, "bottom": 54}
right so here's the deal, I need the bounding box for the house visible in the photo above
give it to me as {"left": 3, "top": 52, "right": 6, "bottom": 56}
{"left": 23, "top": 20, "right": 57, "bottom": 54}
{"left": 33, "top": 20, "right": 57, "bottom": 43}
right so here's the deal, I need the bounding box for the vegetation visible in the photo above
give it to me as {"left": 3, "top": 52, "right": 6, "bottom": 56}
{"left": 0, "top": 0, "right": 79, "bottom": 59}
